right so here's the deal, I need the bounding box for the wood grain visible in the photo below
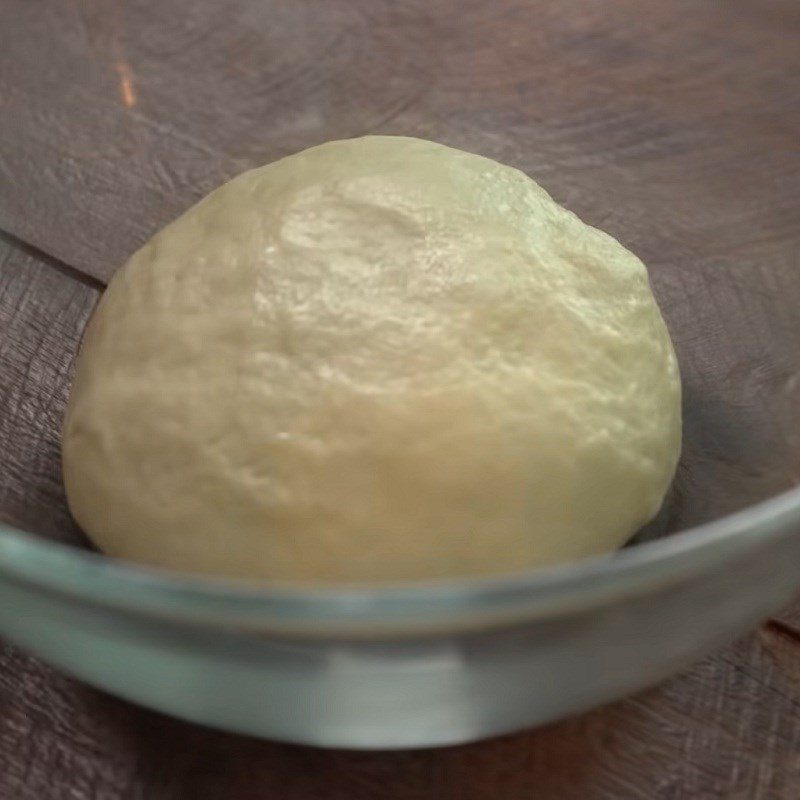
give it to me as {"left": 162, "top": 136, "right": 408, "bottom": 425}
{"left": 1, "top": 0, "right": 800, "bottom": 797}
{"left": 0, "top": 236, "right": 95, "bottom": 546}
{"left": 2, "top": 0, "right": 800, "bottom": 283}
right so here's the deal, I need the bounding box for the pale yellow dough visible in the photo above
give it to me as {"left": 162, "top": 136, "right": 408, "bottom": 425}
{"left": 62, "top": 136, "right": 681, "bottom": 584}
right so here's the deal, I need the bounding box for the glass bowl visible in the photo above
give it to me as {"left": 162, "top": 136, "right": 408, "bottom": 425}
{"left": 1, "top": 484, "right": 799, "bottom": 749}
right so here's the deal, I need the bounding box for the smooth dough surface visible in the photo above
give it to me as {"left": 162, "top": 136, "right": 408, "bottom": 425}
{"left": 63, "top": 136, "right": 681, "bottom": 584}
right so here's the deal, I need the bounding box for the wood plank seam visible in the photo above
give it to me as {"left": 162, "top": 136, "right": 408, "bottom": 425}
{"left": 0, "top": 229, "right": 106, "bottom": 291}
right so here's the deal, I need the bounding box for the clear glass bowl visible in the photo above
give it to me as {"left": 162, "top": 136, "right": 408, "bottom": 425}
{"left": 1, "top": 485, "right": 799, "bottom": 749}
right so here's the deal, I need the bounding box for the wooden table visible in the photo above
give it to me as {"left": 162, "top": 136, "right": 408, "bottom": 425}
{"left": 1, "top": 1, "right": 800, "bottom": 796}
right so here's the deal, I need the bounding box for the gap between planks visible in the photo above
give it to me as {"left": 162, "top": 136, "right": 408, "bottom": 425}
{"left": 0, "top": 228, "right": 106, "bottom": 291}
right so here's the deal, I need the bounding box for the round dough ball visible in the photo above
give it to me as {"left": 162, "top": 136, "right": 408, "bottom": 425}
{"left": 62, "top": 136, "right": 681, "bottom": 584}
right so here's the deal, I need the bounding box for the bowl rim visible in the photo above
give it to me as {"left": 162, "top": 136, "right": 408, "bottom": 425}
{"left": 1, "top": 486, "right": 799, "bottom": 636}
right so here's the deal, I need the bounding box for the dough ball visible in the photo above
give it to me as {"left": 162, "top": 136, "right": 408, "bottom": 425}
{"left": 62, "top": 136, "right": 681, "bottom": 584}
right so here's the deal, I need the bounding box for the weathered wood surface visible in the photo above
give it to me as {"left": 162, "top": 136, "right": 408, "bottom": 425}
{"left": 2, "top": 1, "right": 799, "bottom": 284}
{"left": 1, "top": 0, "right": 800, "bottom": 796}
{"left": 0, "top": 238, "right": 95, "bottom": 546}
